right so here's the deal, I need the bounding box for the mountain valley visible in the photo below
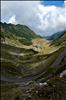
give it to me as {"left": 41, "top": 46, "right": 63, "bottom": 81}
{"left": 0, "top": 22, "right": 66, "bottom": 100}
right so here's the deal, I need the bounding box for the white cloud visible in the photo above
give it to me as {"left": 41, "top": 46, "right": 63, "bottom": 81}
{"left": 64, "top": 1, "right": 66, "bottom": 7}
{"left": 38, "top": 5, "right": 66, "bottom": 35}
{"left": 8, "top": 15, "right": 17, "bottom": 24}
{"left": 1, "top": 1, "right": 66, "bottom": 36}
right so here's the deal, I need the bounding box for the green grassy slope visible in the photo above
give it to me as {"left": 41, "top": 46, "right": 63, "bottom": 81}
{"left": 1, "top": 32, "right": 66, "bottom": 80}
{"left": 0, "top": 22, "right": 41, "bottom": 46}
{"left": 50, "top": 33, "right": 66, "bottom": 46}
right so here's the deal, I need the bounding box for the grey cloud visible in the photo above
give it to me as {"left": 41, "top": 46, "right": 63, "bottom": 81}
{"left": 1, "top": 1, "right": 66, "bottom": 36}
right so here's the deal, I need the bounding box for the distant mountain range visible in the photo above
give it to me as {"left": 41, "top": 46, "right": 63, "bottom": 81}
{"left": 46, "top": 30, "right": 66, "bottom": 40}
{"left": 1, "top": 22, "right": 66, "bottom": 42}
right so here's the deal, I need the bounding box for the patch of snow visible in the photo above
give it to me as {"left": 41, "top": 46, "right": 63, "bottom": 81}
{"left": 39, "top": 82, "right": 47, "bottom": 86}
{"left": 60, "top": 70, "right": 66, "bottom": 77}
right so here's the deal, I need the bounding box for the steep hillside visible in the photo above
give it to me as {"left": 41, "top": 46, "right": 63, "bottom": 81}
{"left": 50, "top": 33, "right": 66, "bottom": 46}
{"left": 46, "top": 30, "right": 66, "bottom": 40}
{"left": 0, "top": 22, "right": 41, "bottom": 46}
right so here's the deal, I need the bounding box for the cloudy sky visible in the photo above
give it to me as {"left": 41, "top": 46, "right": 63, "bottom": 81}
{"left": 1, "top": 0, "right": 66, "bottom": 36}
